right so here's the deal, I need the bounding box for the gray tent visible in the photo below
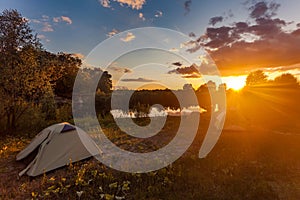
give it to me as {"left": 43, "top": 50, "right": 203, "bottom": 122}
{"left": 16, "top": 122, "right": 101, "bottom": 177}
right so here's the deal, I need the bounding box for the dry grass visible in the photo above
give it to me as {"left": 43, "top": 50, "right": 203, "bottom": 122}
{"left": 0, "top": 115, "right": 299, "bottom": 199}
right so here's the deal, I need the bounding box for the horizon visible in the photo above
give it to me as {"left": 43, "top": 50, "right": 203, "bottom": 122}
{"left": 1, "top": 0, "right": 300, "bottom": 90}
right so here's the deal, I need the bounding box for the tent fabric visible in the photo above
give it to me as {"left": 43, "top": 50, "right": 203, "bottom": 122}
{"left": 16, "top": 129, "right": 51, "bottom": 161}
{"left": 16, "top": 122, "right": 101, "bottom": 177}
{"left": 61, "top": 124, "right": 76, "bottom": 133}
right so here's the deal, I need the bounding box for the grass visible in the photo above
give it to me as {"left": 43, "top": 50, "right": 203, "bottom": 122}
{"left": 0, "top": 114, "right": 299, "bottom": 199}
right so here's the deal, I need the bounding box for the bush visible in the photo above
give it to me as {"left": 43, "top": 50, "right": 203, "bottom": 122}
{"left": 16, "top": 104, "right": 49, "bottom": 137}
{"left": 55, "top": 103, "right": 73, "bottom": 123}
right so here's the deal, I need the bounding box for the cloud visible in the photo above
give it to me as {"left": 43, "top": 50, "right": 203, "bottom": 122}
{"left": 180, "top": 40, "right": 198, "bottom": 49}
{"left": 99, "top": 0, "right": 146, "bottom": 10}
{"left": 120, "top": 32, "right": 135, "bottom": 42}
{"left": 31, "top": 19, "right": 41, "bottom": 24}
{"left": 181, "top": 39, "right": 202, "bottom": 53}
{"left": 169, "top": 48, "right": 179, "bottom": 52}
{"left": 226, "top": 9, "right": 234, "bottom": 18}
{"left": 172, "top": 62, "right": 183, "bottom": 67}
{"left": 186, "top": 1, "right": 300, "bottom": 75}
{"left": 53, "top": 17, "right": 60, "bottom": 23}
{"left": 109, "top": 65, "right": 132, "bottom": 73}
{"left": 42, "top": 22, "right": 54, "bottom": 32}
{"left": 209, "top": 16, "right": 223, "bottom": 26}
{"left": 121, "top": 77, "right": 156, "bottom": 82}
{"left": 37, "top": 34, "right": 46, "bottom": 39}
{"left": 114, "top": 85, "right": 129, "bottom": 90}
{"left": 123, "top": 68, "right": 133, "bottom": 73}
{"left": 154, "top": 10, "right": 163, "bottom": 18}
{"left": 53, "top": 16, "right": 72, "bottom": 24}
{"left": 249, "top": 1, "right": 268, "bottom": 19}
{"left": 182, "top": 74, "right": 201, "bottom": 79}
{"left": 99, "top": 0, "right": 111, "bottom": 8}
{"left": 61, "top": 16, "right": 72, "bottom": 24}
{"left": 168, "top": 64, "right": 200, "bottom": 75}
{"left": 31, "top": 14, "right": 72, "bottom": 33}
{"left": 139, "top": 12, "right": 145, "bottom": 21}
{"left": 71, "top": 53, "right": 85, "bottom": 59}
{"left": 42, "top": 15, "right": 49, "bottom": 20}
{"left": 248, "top": 1, "right": 280, "bottom": 19}
{"left": 184, "top": 0, "right": 192, "bottom": 15}
{"left": 261, "top": 64, "right": 300, "bottom": 73}
{"left": 107, "top": 29, "right": 119, "bottom": 37}
{"left": 30, "top": 16, "right": 54, "bottom": 32}
{"left": 168, "top": 62, "right": 218, "bottom": 77}
{"left": 31, "top": 15, "right": 49, "bottom": 24}
{"left": 117, "top": 0, "right": 146, "bottom": 9}
{"left": 36, "top": 34, "right": 50, "bottom": 43}
{"left": 204, "top": 26, "right": 234, "bottom": 49}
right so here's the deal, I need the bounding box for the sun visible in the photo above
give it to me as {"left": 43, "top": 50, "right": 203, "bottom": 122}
{"left": 224, "top": 76, "right": 246, "bottom": 91}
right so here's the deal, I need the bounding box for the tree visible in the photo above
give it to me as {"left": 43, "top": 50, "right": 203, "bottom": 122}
{"left": 246, "top": 70, "right": 268, "bottom": 86}
{"left": 77, "top": 68, "right": 112, "bottom": 94}
{"left": 97, "top": 70, "right": 112, "bottom": 94}
{"left": 0, "top": 9, "right": 49, "bottom": 133}
{"left": 52, "top": 53, "right": 82, "bottom": 98}
{"left": 196, "top": 81, "right": 217, "bottom": 113}
{"left": 183, "top": 83, "right": 193, "bottom": 90}
{"left": 274, "top": 73, "right": 299, "bottom": 88}
{"left": 0, "top": 9, "right": 112, "bottom": 133}
{"left": 0, "top": 9, "right": 41, "bottom": 52}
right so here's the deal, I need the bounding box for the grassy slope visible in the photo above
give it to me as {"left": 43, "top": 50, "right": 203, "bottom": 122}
{"left": 0, "top": 115, "right": 299, "bottom": 199}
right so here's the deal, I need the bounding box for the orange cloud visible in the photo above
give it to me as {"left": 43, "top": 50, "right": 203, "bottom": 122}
{"left": 99, "top": 0, "right": 146, "bottom": 10}
{"left": 107, "top": 29, "right": 119, "bottom": 37}
{"left": 120, "top": 32, "right": 135, "bottom": 42}
{"left": 121, "top": 77, "right": 156, "bottom": 82}
{"left": 61, "top": 16, "right": 72, "bottom": 24}
{"left": 187, "top": 1, "right": 300, "bottom": 76}
{"left": 71, "top": 53, "right": 85, "bottom": 59}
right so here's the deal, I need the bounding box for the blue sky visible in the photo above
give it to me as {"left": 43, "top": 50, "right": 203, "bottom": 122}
{"left": 1, "top": 0, "right": 300, "bottom": 89}
{"left": 0, "top": 0, "right": 250, "bottom": 54}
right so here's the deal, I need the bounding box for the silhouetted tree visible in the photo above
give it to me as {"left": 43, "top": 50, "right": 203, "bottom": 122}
{"left": 183, "top": 83, "right": 193, "bottom": 90}
{"left": 246, "top": 70, "right": 267, "bottom": 86}
{"left": 50, "top": 53, "right": 82, "bottom": 98}
{"left": 273, "top": 73, "right": 299, "bottom": 88}
{"left": 196, "top": 81, "right": 217, "bottom": 113}
{"left": 98, "top": 70, "right": 112, "bottom": 94}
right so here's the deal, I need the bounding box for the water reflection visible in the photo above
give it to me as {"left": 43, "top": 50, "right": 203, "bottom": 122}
{"left": 110, "top": 106, "right": 206, "bottom": 118}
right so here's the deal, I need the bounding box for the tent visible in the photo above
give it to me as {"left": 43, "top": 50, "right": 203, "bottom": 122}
{"left": 16, "top": 122, "right": 101, "bottom": 177}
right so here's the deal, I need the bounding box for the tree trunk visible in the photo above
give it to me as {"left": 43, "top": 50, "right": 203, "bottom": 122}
{"left": 5, "top": 108, "right": 16, "bottom": 134}
{"left": 6, "top": 111, "right": 12, "bottom": 134}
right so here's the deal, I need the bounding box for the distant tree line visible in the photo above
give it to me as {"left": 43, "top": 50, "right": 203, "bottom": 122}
{"left": 96, "top": 70, "right": 300, "bottom": 133}
{"left": 96, "top": 81, "right": 225, "bottom": 117}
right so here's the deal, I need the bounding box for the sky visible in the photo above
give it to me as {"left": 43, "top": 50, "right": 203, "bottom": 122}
{"left": 1, "top": 0, "right": 300, "bottom": 90}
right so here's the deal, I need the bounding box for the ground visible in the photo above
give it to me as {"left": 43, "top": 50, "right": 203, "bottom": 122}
{"left": 0, "top": 115, "right": 299, "bottom": 199}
